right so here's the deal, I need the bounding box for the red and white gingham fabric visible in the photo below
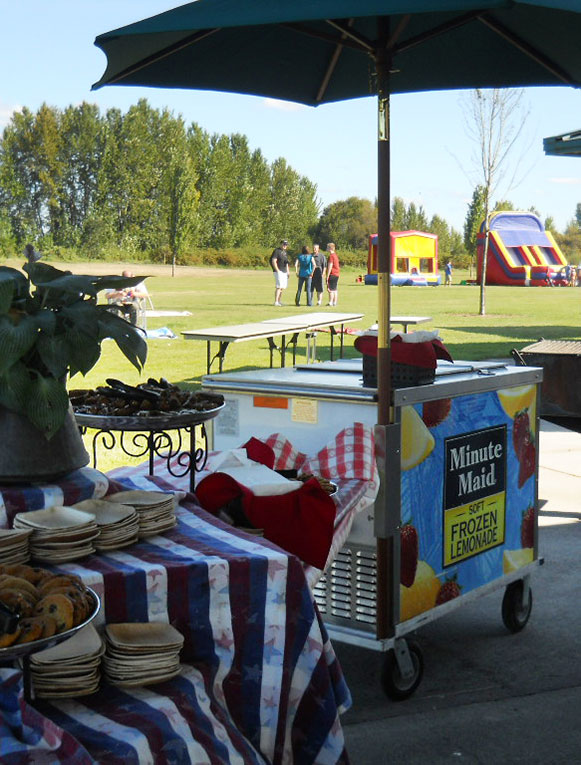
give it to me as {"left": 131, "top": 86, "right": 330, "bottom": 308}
{"left": 263, "top": 423, "right": 379, "bottom": 586}
{"left": 264, "top": 422, "right": 377, "bottom": 482}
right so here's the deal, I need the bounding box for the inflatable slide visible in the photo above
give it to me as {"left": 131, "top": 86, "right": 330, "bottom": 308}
{"left": 477, "top": 211, "right": 568, "bottom": 286}
{"left": 365, "top": 230, "right": 440, "bottom": 286}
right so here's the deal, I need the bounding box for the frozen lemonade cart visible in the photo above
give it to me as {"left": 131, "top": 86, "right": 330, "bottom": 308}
{"left": 202, "top": 358, "right": 543, "bottom": 698}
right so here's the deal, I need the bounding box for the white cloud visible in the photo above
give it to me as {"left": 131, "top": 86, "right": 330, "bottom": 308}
{"left": 263, "top": 98, "right": 306, "bottom": 112}
{"left": 548, "top": 176, "right": 581, "bottom": 185}
{"left": 0, "top": 103, "right": 21, "bottom": 129}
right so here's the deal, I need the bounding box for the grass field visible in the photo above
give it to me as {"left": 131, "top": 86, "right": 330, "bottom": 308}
{"left": 8, "top": 258, "right": 579, "bottom": 392}
{"left": 11, "top": 258, "right": 577, "bottom": 472}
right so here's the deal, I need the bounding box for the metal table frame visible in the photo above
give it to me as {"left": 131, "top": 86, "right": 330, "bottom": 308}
{"left": 182, "top": 312, "right": 364, "bottom": 372}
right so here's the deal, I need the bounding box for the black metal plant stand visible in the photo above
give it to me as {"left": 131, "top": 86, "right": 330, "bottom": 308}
{"left": 76, "top": 406, "right": 224, "bottom": 493}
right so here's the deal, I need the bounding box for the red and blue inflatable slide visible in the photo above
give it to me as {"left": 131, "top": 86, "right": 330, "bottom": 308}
{"left": 477, "top": 211, "right": 569, "bottom": 286}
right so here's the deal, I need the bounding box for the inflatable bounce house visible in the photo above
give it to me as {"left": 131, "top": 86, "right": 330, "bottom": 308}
{"left": 476, "top": 211, "right": 569, "bottom": 286}
{"left": 365, "top": 230, "right": 440, "bottom": 286}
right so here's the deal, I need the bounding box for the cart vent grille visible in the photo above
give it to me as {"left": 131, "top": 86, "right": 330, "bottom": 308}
{"left": 313, "top": 543, "right": 377, "bottom": 633}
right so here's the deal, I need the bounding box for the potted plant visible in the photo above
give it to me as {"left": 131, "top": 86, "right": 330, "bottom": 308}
{"left": 0, "top": 254, "right": 147, "bottom": 482}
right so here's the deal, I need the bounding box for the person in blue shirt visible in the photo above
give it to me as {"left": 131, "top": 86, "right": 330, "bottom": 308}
{"left": 445, "top": 261, "right": 453, "bottom": 286}
{"left": 295, "top": 246, "right": 316, "bottom": 306}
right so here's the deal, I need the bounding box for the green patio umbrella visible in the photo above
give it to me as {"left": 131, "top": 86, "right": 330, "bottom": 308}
{"left": 94, "top": 0, "right": 581, "bottom": 637}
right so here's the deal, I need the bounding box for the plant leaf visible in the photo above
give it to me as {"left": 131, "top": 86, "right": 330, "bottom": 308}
{"left": 24, "top": 261, "right": 71, "bottom": 284}
{"left": 0, "top": 315, "right": 38, "bottom": 375}
{"left": 64, "top": 327, "right": 101, "bottom": 375}
{"left": 0, "top": 266, "right": 29, "bottom": 301}
{"left": 31, "top": 273, "right": 98, "bottom": 298}
{"left": 60, "top": 302, "right": 100, "bottom": 338}
{"left": 95, "top": 275, "right": 149, "bottom": 292}
{"left": 36, "top": 333, "right": 70, "bottom": 379}
{"left": 98, "top": 309, "right": 147, "bottom": 371}
{"left": 26, "top": 374, "right": 70, "bottom": 439}
{"left": 34, "top": 308, "right": 57, "bottom": 334}
{"left": 0, "top": 280, "right": 14, "bottom": 314}
{"left": 0, "top": 361, "right": 31, "bottom": 414}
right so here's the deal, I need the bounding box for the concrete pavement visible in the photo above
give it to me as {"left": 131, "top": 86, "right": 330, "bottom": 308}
{"left": 336, "top": 418, "right": 581, "bottom": 764}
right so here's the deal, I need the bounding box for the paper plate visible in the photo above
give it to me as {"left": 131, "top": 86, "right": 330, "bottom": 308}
{"left": 105, "top": 622, "right": 184, "bottom": 650}
{"left": 73, "top": 499, "right": 138, "bottom": 526}
{"left": 13, "top": 506, "right": 96, "bottom": 530}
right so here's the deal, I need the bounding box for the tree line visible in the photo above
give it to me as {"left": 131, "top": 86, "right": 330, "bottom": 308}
{"left": 1, "top": 99, "right": 577, "bottom": 269}
{"left": 0, "top": 100, "right": 318, "bottom": 261}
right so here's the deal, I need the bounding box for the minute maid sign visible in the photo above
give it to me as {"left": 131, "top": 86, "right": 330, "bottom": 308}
{"left": 443, "top": 425, "right": 507, "bottom": 567}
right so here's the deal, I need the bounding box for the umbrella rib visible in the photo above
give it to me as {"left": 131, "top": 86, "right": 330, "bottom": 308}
{"left": 99, "top": 28, "right": 221, "bottom": 85}
{"left": 394, "top": 10, "right": 481, "bottom": 54}
{"left": 281, "top": 22, "right": 371, "bottom": 54}
{"left": 477, "top": 14, "right": 574, "bottom": 85}
{"left": 316, "top": 19, "right": 355, "bottom": 103}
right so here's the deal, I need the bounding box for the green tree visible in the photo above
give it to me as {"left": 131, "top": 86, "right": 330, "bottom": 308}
{"left": 391, "top": 197, "right": 407, "bottom": 231}
{"left": 316, "top": 196, "right": 376, "bottom": 250}
{"left": 464, "top": 184, "right": 486, "bottom": 260}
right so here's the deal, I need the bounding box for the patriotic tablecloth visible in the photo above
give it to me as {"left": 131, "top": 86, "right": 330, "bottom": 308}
{"left": 0, "top": 424, "right": 378, "bottom": 764}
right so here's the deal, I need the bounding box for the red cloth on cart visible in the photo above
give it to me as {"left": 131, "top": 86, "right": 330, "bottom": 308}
{"left": 195, "top": 471, "right": 336, "bottom": 570}
{"left": 354, "top": 333, "right": 453, "bottom": 369}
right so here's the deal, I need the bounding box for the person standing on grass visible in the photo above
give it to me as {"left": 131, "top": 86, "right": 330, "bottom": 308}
{"left": 325, "top": 243, "right": 340, "bottom": 306}
{"left": 270, "top": 239, "right": 290, "bottom": 306}
{"left": 295, "top": 246, "right": 315, "bottom": 306}
{"left": 445, "top": 261, "right": 453, "bottom": 286}
{"left": 311, "top": 244, "right": 326, "bottom": 306}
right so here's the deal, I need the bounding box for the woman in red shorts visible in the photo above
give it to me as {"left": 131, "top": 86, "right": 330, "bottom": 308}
{"left": 325, "top": 242, "right": 340, "bottom": 306}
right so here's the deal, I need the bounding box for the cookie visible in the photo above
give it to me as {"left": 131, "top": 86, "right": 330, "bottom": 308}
{"left": 48, "top": 587, "right": 89, "bottom": 625}
{"left": 34, "top": 593, "right": 75, "bottom": 633}
{"left": 14, "top": 617, "right": 44, "bottom": 644}
{"left": 6, "top": 565, "right": 53, "bottom": 586}
{"left": 0, "top": 626, "right": 21, "bottom": 648}
{"left": 38, "top": 615, "right": 58, "bottom": 638}
{"left": 0, "top": 575, "right": 39, "bottom": 599}
{"left": 0, "top": 589, "right": 36, "bottom": 618}
{"left": 38, "top": 574, "right": 84, "bottom": 596}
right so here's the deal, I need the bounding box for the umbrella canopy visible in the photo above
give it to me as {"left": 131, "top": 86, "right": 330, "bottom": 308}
{"left": 94, "top": 0, "right": 581, "bottom": 102}
{"left": 544, "top": 129, "right": 581, "bottom": 157}
{"left": 94, "top": 0, "right": 581, "bottom": 638}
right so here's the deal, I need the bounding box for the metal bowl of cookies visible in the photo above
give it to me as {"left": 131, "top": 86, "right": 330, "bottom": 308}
{"left": 0, "top": 565, "right": 100, "bottom": 661}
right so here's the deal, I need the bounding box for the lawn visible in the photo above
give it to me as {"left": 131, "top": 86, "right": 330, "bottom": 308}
{"left": 10, "top": 258, "right": 578, "bottom": 472}
{"left": 9, "top": 258, "right": 579, "bottom": 391}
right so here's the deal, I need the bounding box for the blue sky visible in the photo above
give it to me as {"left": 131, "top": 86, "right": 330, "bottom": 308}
{"left": 2, "top": 1, "right": 581, "bottom": 234}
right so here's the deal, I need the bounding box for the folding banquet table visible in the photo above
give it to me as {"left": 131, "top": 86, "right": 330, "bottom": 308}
{"left": 0, "top": 426, "right": 378, "bottom": 764}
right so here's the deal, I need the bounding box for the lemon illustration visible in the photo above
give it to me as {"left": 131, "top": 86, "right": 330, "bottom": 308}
{"left": 400, "top": 560, "right": 440, "bottom": 621}
{"left": 497, "top": 385, "right": 536, "bottom": 420}
{"left": 503, "top": 547, "right": 534, "bottom": 574}
{"left": 401, "top": 406, "right": 435, "bottom": 471}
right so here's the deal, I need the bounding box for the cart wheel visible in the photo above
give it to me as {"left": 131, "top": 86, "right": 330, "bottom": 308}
{"left": 380, "top": 639, "right": 423, "bottom": 701}
{"left": 502, "top": 580, "right": 533, "bottom": 633}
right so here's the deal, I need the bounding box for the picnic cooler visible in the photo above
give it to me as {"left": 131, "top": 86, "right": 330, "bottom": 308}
{"left": 203, "top": 359, "right": 544, "bottom": 698}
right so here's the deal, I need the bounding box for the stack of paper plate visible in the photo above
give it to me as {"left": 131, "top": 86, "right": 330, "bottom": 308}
{"left": 12, "top": 506, "right": 99, "bottom": 563}
{"left": 106, "top": 490, "right": 176, "bottom": 538}
{"left": 73, "top": 499, "right": 139, "bottom": 552}
{"left": 29, "top": 623, "right": 104, "bottom": 698}
{"left": 0, "top": 528, "right": 32, "bottom": 565}
{"left": 103, "top": 622, "right": 184, "bottom": 687}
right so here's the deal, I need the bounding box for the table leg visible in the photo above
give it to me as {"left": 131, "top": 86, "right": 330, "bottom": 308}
{"left": 281, "top": 334, "right": 286, "bottom": 367}
{"left": 291, "top": 333, "right": 299, "bottom": 365}
{"left": 330, "top": 326, "right": 337, "bottom": 360}
{"left": 207, "top": 341, "right": 211, "bottom": 373}
{"left": 339, "top": 323, "right": 345, "bottom": 357}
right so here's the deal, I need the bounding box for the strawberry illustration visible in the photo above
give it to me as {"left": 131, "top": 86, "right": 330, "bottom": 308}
{"left": 513, "top": 408, "right": 532, "bottom": 460}
{"left": 422, "top": 398, "right": 452, "bottom": 428}
{"left": 435, "top": 574, "right": 462, "bottom": 605}
{"left": 400, "top": 523, "right": 419, "bottom": 587}
{"left": 521, "top": 506, "right": 535, "bottom": 548}
{"left": 518, "top": 440, "right": 536, "bottom": 488}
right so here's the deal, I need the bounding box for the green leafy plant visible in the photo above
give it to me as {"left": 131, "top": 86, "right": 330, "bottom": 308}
{"left": 0, "top": 259, "right": 147, "bottom": 439}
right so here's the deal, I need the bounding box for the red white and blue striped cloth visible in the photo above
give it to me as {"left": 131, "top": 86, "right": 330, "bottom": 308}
{"left": 0, "top": 424, "right": 378, "bottom": 764}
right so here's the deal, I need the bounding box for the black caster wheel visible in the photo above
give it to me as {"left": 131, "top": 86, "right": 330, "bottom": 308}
{"left": 502, "top": 580, "right": 533, "bottom": 633}
{"left": 380, "top": 639, "right": 424, "bottom": 700}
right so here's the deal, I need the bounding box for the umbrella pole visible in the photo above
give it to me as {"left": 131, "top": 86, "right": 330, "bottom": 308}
{"left": 375, "top": 38, "right": 395, "bottom": 641}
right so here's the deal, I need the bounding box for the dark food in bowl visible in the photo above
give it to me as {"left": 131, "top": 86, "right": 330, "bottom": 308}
{"left": 70, "top": 378, "right": 224, "bottom": 418}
